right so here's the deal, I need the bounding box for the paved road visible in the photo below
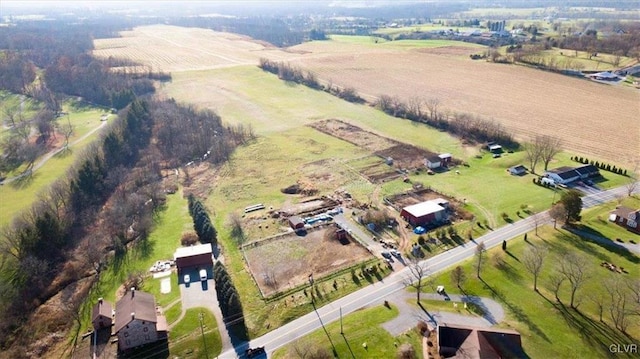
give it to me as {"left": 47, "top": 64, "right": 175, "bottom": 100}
{"left": 219, "top": 184, "right": 639, "bottom": 358}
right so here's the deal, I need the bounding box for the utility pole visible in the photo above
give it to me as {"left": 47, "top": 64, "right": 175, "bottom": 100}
{"left": 199, "top": 311, "right": 209, "bottom": 359}
{"left": 340, "top": 306, "right": 343, "bottom": 335}
{"left": 309, "top": 274, "right": 338, "bottom": 355}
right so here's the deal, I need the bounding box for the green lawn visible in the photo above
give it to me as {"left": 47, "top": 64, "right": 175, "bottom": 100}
{"left": 164, "top": 301, "right": 182, "bottom": 325}
{"left": 272, "top": 305, "right": 424, "bottom": 359}
{"left": 169, "top": 308, "right": 222, "bottom": 359}
{"left": 579, "top": 196, "right": 640, "bottom": 244}
{"left": 426, "top": 223, "right": 639, "bottom": 359}
{"left": 77, "top": 190, "right": 190, "bottom": 331}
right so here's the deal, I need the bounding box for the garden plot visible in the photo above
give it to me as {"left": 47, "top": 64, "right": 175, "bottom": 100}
{"left": 242, "top": 226, "right": 373, "bottom": 297}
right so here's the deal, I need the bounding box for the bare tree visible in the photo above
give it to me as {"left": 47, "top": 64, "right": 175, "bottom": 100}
{"left": 451, "top": 266, "right": 467, "bottom": 290}
{"left": 425, "top": 98, "right": 440, "bottom": 121}
{"left": 531, "top": 212, "right": 543, "bottom": 235}
{"left": 547, "top": 271, "right": 565, "bottom": 303}
{"left": 538, "top": 135, "right": 563, "bottom": 171}
{"left": 404, "top": 257, "right": 430, "bottom": 303}
{"left": 521, "top": 245, "right": 548, "bottom": 291}
{"left": 625, "top": 163, "right": 639, "bottom": 197}
{"left": 58, "top": 116, "right": 74, "bottom": 149}
{"left": 605, "top": 277, "right": 633, "bottom": 333}
{"left": 548, "top": 203, "right": 567, "bottom": 229}
{"left": 559, "top": 252, "right": 589, "bottom": 308}
{"left": 406, "top": 97, "right": 424, "bottom": 120}
{"left": 524, "top": 140, "right": 543, "bottom": 174}
{"left": 474, "top": 242, "right": 486, "bottom": 279}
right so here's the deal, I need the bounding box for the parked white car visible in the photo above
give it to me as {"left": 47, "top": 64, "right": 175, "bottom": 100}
{"left": 184, "top": 274, "right": 190, "bottom": 284}
{"left": 200, "top": 269, "right": 207, "bottom": 281}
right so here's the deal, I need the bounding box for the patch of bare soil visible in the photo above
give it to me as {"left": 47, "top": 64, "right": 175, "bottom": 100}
{"left": 243, "top": 225, "right": 373, "bottom": 297}
{"left": 309, "top": 119, "right": 396, "bottom": 152}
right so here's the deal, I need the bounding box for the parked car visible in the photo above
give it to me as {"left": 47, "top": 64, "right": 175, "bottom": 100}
{"left": 381, "top": 251, "right": 392, "bottom": 259}
{"left": 246, "top": 346, "right": 266, "bottom": 358}
{"left": 200, "top": 269, "right": 207, "bottom": 281}
{"left": 183, "top": 274, "right": 190, "bottom": 284}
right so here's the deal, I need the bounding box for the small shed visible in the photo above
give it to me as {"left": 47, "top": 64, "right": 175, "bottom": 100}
{"left": 92, "top": 298, "right": 113, "bottom": 330}
{"left": 425, "top": 156, "right": 442, "bottom": 169}
{"left": 288, "top": 216, "right": 305, "bottom": 230}
{"left": 438, "top": 153, "right": 452, "bottom": 165}
{"left": 508, "top": 165, "right": 527, "bottom": 176}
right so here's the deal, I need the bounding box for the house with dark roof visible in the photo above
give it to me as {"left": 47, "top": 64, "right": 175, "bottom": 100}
{"left": 574, "top": 164, "right": 600, "bottom": 179}
{"left": 92, "top": 298, "right": 113, "bottom": 331}
{"left": 609, "top": 206, "right": 640, "bottom": 234}
{"left": 438, "top": 324, "right": 526, "bottom": 359}
{"left": 544, "top": 166, "right": 580, "bottom": 185}
{"left": 114, "top": 289, "right": 167, "bottom": 351}
{"left": 508, "top": 165, "right": 527, "bottom": 176}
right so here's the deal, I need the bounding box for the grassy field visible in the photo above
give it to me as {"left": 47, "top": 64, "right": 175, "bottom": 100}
{"left": 426, "top": 222, "right": 639, "bottom": 359}
{"left": 328, "top": 34, "right": 486, "bottom": 50}
{"left": 169, "top": 308, "right": 222, "bottom": 358}
{"left": 272, "top": 305, "right": 424, "bottom": 359}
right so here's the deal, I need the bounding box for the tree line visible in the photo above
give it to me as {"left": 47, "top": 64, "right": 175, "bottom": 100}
{"left": 213, "top": 262, "right": 249, "bottom": 341}
{"left": 376, "top": 95, "right": 518, "bottom": 148}
{"left": 187, "top": 194, "right": 218, "bottom": 247}
{"left": 258, "top": 58, "right": 365, "bottom": 103}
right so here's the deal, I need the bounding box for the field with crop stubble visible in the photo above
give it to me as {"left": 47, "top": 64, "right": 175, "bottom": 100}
{"left": 93, "top": 25, "right": 639, "bottom": 168}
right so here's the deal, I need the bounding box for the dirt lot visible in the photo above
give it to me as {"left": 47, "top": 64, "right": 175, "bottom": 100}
{"left": 312, "top": 119, "right": 441, "bottom": 182}
{"left": 242, "top": 225, "right": 373, "bottom": 297}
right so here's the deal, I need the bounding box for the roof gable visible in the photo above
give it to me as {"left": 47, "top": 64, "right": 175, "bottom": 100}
{"left": 92, "top": 300, "right": 113, "bottom": 322}
{"left": 114, "top": 290, "right": 157, "bottom": 334}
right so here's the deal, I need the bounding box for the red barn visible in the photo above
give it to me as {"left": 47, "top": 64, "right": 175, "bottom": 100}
{"left": 400, "top": 199, "right": 448, "bottom": 227}
{"left": 174, "top": 243, "right": 213, "bottom": 275}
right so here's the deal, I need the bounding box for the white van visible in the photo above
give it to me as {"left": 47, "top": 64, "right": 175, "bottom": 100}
{"left": 199, "top": 269, "right": 207, "bottom": 281}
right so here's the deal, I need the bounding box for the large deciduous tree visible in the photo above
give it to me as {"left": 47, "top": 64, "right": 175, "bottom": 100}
{"left": 559, "top": 189, "right": 582, "bottom": 224}
{"left": 559, "top": 252, "right": 589, "bottom": 308}
{"left": 522, "top": 245, "right": 548, "bottom": 291}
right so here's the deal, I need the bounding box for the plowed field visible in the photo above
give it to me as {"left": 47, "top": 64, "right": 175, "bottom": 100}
{"left": 93, "top": 25, "right": 639, "bottom": 167}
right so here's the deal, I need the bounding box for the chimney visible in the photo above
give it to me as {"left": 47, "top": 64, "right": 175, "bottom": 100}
{"left": 131, "top": 312, "right": 135, "bottom": 320}
{"left": 131, "top": 288, "right": 135, "bottom": 297}
{"left": 98, "top": 297, "right": 103, "bottom": 305}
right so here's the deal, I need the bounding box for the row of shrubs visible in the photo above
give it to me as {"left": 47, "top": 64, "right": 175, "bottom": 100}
{"left": 187, "top": 194, "right": 218, "bottom": 246}
{"left": 258, "top": 58, "right": 365, "bottom": 103}
{"left": 213, "top": 262, "right": 247, "bottom": 337}
{"left": 532, "top": 176, "right": 557, "bottom": 188}
{"left": 572, "top": 156, "right": 628, "bottom": 176}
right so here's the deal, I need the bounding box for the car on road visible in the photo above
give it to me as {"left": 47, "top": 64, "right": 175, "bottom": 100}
{"left": 200, "top": 269, "right": 207, "bottom": 281}
{"left": 246, "top": 346, "right": 266, "bottom": 358}
{"left": 390, "top": 249, "right": 401, "bottom": 258}
{"left": 183, "top": 274, "right": 190, "bottom": 284}
{"left": 381, "top": 251, "right": 392, "bottom": 259}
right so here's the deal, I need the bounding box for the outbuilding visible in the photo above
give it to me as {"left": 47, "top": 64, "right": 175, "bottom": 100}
{"left": 92, "top": 298, "right": 113, "bottom": 331}
{"left": 508, "top": 165, "right": 527, "bottom": 176}
{"left": 174, "top": 243, "right": 213, "bottom": 275}
{"left": 288, "top": 216, "right": 305, "bottom": 230}
{"left": 400, "top": 199, "right": 448, "bottom": 227}
{"left": 425, "top": 156, "right": 442, "bottom": 169}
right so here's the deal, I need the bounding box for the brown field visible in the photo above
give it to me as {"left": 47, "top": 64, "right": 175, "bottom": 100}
{"left": 93, "top": 25, "right": 639, "bottom": 167}
{"left": 242, "top": 226, "right": 373, "bottom": 297}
